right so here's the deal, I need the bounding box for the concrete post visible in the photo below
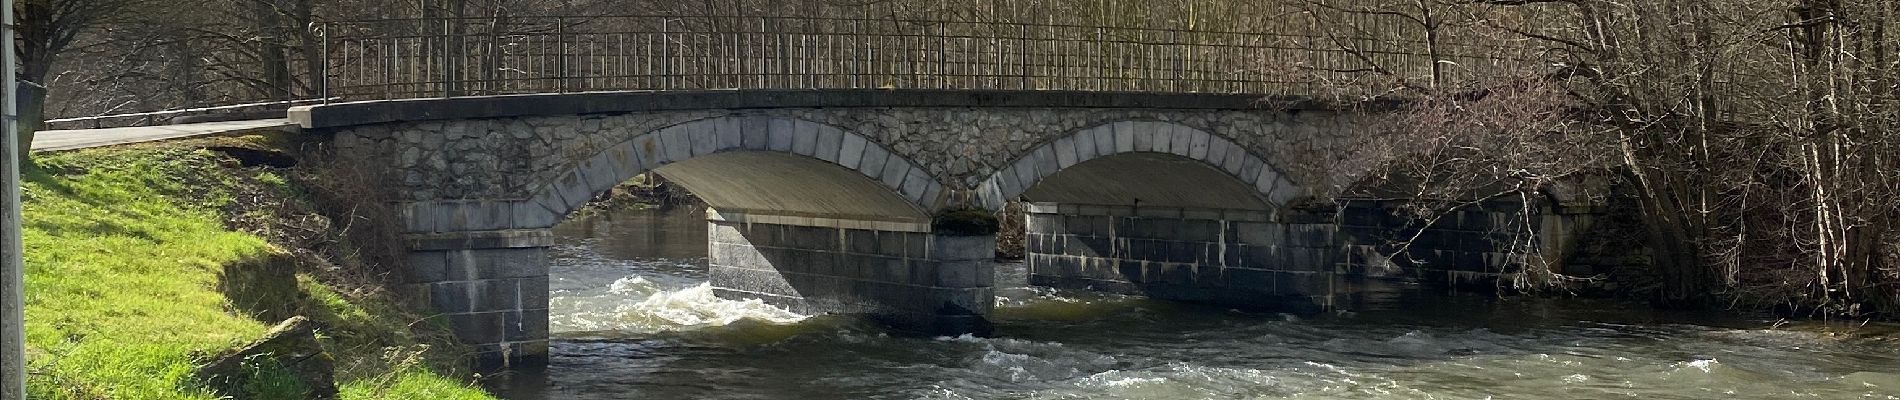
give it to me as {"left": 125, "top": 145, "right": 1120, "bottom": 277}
{"left": 2, "top": 0, "right": 27, "bottom": 396}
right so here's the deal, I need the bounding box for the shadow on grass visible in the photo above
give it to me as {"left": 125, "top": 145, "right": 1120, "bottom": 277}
{"left": 213, "top": 252, "right": 393, "bottom": 400}
{"left": 25, "top": 218, "right": 160, "bottom": 243}
{"left": 23, "top": 164, "right": 85, "bottom": 205}
{"left": 219, "top": 252, "right": 309, "bottom": 324}
{"left": 215, "top": 251, "right": 487, "bottom": 399}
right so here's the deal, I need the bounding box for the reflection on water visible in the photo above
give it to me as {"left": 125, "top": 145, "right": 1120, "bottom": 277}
{"left": 496, "top": 207, "right": 1900, "bottom": 400}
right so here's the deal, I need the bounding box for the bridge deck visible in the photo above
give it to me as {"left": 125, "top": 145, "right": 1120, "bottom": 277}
{"left": 32, "top": 119, "right": 295, "bottom": 152}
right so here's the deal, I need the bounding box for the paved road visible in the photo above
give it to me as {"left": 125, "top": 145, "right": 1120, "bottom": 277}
{"left": 31, "top": 119, "right": 295, "bottom": 152}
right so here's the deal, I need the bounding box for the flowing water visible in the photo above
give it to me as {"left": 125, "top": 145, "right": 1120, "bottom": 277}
{"left": 494, "top": 207, "right": 1900, "bottom": 400}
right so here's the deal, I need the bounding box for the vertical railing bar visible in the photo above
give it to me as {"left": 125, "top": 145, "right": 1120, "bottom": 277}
{"left": 1094, "top": 28, "right": 1104, "bottom": 91}
{"left": 556, "top": 16, "right": 567, "bottom": 92}
{"left": 643, "top": 25, "right": 654, "bottom": 89}
{"left": 320, "top": 22, "right": 332, "bottom": 102}
{"left": 386, "top": 22, "right": 397, "bottom": 99}
{"left": 822, "top": 20, "right": 832, "bottom": 88}
{"left": 777, "top": 19, "right": 788, "bottom": 88}
{"left": 849, "top": 18, "right": 860, "bottom": 88}
{"left": 442, "top": 18, "right": 451, "bottom": 97}
{"left": 1018, "top": 24, "right": 1028, "bottom": 90}
{"left": 995, "top": 32, "right": 1010, "bottom": 89}
{"left": 728, "top": 17, "right": 737, "bottom": 88}
{"left": 617, "top": 33, "right": 626, "bottom": 90}
{"left": 799, "top": 29, "right": 808, "bottom": 88}
{"left": 1169, "top": 30, "right": 1179, "bottom": 93}
{"left": 942, "top": 22, "right": 950, "bottom": 89}
{"left": 665, "top": 17, "right": 672, "bottom": 89}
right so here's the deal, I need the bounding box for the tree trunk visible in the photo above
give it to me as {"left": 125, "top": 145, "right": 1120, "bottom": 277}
{"left": 14, "top": 84, "right": 45, "bottom": 166}
{"left": 1620, "top": 133, "right": 1713, "bottom": 308}
{"left": 251, "top": 0, "right": 293, "bottom": 99}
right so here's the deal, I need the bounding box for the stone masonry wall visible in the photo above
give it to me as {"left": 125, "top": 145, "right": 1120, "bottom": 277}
{"left": 1027, "top": 199, "right": 1603, "bottom": 310}
{"left": 405, "top": 245, "right": 550, "bottom": 364}
{"left": 1025, "top": 203, "right": 1339, "bottom": 313}
{"left": 707, "top": 219, "right": 997, "bottom": 335}
{"left": 326, "top": 107, "right": 1369, "bottom": 206}
{"left": 1336, "top": 199, "right": 1598, "bottom": 289}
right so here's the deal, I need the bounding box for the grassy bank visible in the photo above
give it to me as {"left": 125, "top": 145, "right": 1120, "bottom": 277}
{"left": 20, "top": 139, "right": 496, "bottom": 399}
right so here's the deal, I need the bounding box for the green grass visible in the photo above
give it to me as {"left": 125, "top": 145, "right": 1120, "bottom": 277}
{"left": 19, "top": 142, "right": 498, "bottom": 399}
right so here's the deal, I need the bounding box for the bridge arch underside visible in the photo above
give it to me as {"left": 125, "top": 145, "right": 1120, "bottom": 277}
{"left": 1010, "top": 143, "right": 1340, "bottom": 315}
{"left": 653, "top": 151, "right": 995, "bottom": 339}
{"left": 655, "top": 151, "right": 929, "bottom": 223}
{"left": 1021, "top": 152, "right": 1271, "bottom": 211}
{"left": 399, "top": 118, "right": 996, "bottom": 365}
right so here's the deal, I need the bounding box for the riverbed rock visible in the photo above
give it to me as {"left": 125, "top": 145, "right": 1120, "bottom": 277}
{"left": 197, "top": 316, "right": 339, "bottom": 399}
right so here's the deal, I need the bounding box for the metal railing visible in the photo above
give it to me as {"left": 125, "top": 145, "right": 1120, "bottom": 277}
{"left": 319, "top": 15, "right": 1521, "bottom": 101}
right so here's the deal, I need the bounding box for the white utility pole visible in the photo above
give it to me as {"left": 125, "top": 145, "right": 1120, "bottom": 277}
{"left": 1, "top": 0, "right": 25, "bottom": 396}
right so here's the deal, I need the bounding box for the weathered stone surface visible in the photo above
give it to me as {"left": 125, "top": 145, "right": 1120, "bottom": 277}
{"left": 304, "top": 92, "right": 1453, "bottom": 368}
{"left": 324, "top": 102, "right": 1343, "bottom": 214}
{"left": 768, "top": 118, "right": 796, "bottom": 152}
{"left": 879, "top": 158, "right": 910, "bottom": 189}
{"left": 839, "top": 134, "right": 868, "bottom": 169}
{"left": 792, "top": 120, "right": 820, "bottom": 156}
{"left": 816, "top": 125, "right": 845, "bottom": 162}
{"left": 1026, "top": 204, "right": 1344, "bottom": 313}
{"left": 1113, "top": 122, "right": 1136, "bottom": 153}
{"left": 1054, "top": 136, "right": 1078, "bottom": 168}
{"left": 740, "top": 116, "right": 771, "bottom": 149}
{"left": 708, "top": 220, "right": 998, "bottom": 336}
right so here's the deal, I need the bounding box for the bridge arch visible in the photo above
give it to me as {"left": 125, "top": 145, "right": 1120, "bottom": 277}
{"left": 475, "top": 115, "right": 947, "bottom": 232}
{"left": 976, "top": 120, "right": 1302, "bottom": 211}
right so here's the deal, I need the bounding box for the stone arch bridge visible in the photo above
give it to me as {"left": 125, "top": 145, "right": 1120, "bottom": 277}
{"left": 292, "top": 90, "right": 1588, "bottom": 365}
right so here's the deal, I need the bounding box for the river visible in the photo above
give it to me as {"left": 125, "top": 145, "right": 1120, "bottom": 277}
{"left": 493, "top": 207, "right": 1900, "bottom": 399}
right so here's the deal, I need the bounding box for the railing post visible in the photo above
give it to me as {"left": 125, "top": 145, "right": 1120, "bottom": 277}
{"left": 1168, "top": 29, "right": 1178, "bottom": 93}
{"left": 755, "top": 16, "right": 762, "bottom": 88}
{"left": 1097, "top": 28, "right": 1106, "bottom": 91}
{"left": 781, "top": 18, "right": 792, "bottom": 88}
{"left": 442, "top": 18, "right": 453, "bottom": 98}
{"left": 557, "top": 16, "right": 569, "bottom": 93}
{"left": 778, "top": 18, "right": 790, "bottom": 88}
{"left": 937, "top": 22, "right": 948, "bottom": 89}
{"left": 660, "top": 18, "right": 671, "bottom": 90}
{"left": 1019, "top": 24, "right": 1030, "bottom": 90}
{"left": 384, "top": 20, "right": 395, "bottom": 99}
{"left": 320, "top": 22, "right": 331, "bottom": 103}
{"left": 850, "top": 18, "right": 860, "bottom": 88}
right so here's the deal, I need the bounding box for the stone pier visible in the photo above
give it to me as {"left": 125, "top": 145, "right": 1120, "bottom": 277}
{"left": 1024, "top": 203, "right": 1341, "bottom": 313}
{"left": 706, "top": 211, "right": 996, "bottom": 335}
{"left": 404, "top": 230, "right": 553, "bottom": 365}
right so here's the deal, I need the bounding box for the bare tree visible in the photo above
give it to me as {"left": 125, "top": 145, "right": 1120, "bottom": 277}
{"left": 13, "top": 0, "right": 146, "bottom": 161}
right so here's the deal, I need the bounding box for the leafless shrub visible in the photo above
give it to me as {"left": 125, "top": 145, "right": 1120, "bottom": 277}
{"left": 288, "top": 143, "right": 410, "bottom": 291}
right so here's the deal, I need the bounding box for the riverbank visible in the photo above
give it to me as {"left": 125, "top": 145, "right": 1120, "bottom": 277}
{"left": 21, "top": 137, "right": 496, "bottom": 399}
